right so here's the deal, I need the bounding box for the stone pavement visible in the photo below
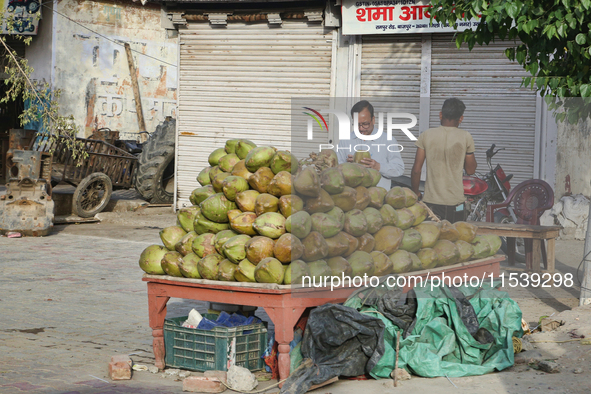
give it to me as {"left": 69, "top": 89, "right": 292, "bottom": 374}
{"left": 1, "top": 214, "right": 589, "bottom": 394}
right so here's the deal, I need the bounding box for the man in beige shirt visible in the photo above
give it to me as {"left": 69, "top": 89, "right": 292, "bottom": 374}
{"left": 411, "top": 98, "right": 477, "bottom": 223}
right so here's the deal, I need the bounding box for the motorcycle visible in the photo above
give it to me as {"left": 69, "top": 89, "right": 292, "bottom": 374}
{"left": 391, "top": 144, "right": 525, "bottom": 262}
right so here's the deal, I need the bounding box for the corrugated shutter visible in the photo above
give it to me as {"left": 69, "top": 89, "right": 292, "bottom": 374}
{"left": 360, "top": 35, "right": 422, "bottom": 171}
{"left": 430, "top": 34, "right": 537, "bottom": 186}
{"left": 176, "top": 21, "right": 334, "bottom": 207}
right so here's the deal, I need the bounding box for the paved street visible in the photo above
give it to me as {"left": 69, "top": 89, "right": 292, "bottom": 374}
{"left": 1, "top": 209, "right": 589, "bottom": 393}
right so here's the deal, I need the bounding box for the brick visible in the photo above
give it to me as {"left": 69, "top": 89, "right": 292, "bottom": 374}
{"left": 203, "top": 370, "right": 227, "bottom": 383}
{"left": 182, "top": 377, "right": 226, "bottom": 393}
{"left": 108, "top": 354, "right": 132, "bottom": 381}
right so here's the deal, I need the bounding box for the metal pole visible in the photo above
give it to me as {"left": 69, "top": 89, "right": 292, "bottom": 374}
{"left": 579, "top": 179, "right": 591, "bottom": 306}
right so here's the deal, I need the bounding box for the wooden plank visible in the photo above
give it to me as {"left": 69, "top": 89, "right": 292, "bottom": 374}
{"left": 475, "top": 227, "right": 560, "bottom": 239}
{"left": 125, "top": 43, "right": 147, "bottom": 142}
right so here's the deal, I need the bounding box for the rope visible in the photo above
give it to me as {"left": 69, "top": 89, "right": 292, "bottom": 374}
{"left": 512, "top": 337, "right": 522, "bottom": 353}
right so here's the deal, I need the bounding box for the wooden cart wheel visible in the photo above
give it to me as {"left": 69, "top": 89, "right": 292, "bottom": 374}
{"left": 72, "top": 173, "right": 113, "bottom": 218}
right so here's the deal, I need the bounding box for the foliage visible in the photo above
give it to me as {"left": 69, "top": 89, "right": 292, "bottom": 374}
{"left": 430, "top": 0, "right": 591, "bottom": 123}
{"left": 1, "top": 16, "right": 86, "bottom": 159}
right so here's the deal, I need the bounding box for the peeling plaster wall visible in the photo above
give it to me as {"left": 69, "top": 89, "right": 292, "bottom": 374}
{"left": 54, "top": 0, "right": 177, "bottom": 139}
{"left": 555, "top": 120, "right": 591, "bottom": 199}
{"left": 27, "top": 1, "right": 54, "bottom": 82}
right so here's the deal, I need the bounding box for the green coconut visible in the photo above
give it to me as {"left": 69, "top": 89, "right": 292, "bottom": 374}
{"left": 433, "top": 240, "right": 460, "bottom": 267}
{"left": 385, "top": 187, "right": 406, "bottom": 209}
{"left": 245, "top": 146, "right": 276, "bottom": 172}
{"left": 197, "top": 166, "right": 213, "bottom": 186}
{"left": 214, "top": 229, "right": 240, "bottom": 254}
{"left": 245, "top": 236, "right": 275, "bottom": 264}
{"left": 248, "top": 167, "right": 275, "bottom": 194}
{"left": 353, "top": 186, "right": 371, "bottom": 211}
{"left": 325, "top": 232, "right": 351, "bottom": 258}
{"left": 278, "top": 195, "right": 304, "bottom": 218}
{"left": 161, "top": 251, "right": 184, "bottom": 277}
{"left": 373, "top": 226, "right": 404, "bottom": 255}
{"left": 217, "top": 259, "right": 237, "bottom": 281}
{"left": 356, "top": 233, "right": 375, "bottom": 253}
{"left": 331, "top": 186, "right": 357, "bottom": 212}
{"left": 177, "top": 206, "right": 201, "bottom": 232}
{"left": 235, "top": 190, "right": 260, "bottom": 212}
{"left": 200, "top": 193, "right": 237, "bottom": 223}
{"left": 326, "top": 256, "right": 353, "bottom": 277}
{"left": 402, "top": 188, "right": 418, "bottom": 207}
{"left": 339, "top": 163, "right": 365, "bottom": 188}
{"left": 289, "top": 211, "right": 312, "bottom": 239}
{"left": 138, "top": 245, "right": 168, "bottom": 275}
{"left": 311, "top": 212, "right": 342, "bottom": 239}
{"left": 438, "top": 220, "right": 461, "bottom": 242}
{"left": 160, "top": 226, "right": 187, "bottom": 251}
{"left": 481, "top": 234, "right": 502, "bottom": 256}
{"left": 222, "top": 176, "right": 249, "bottom": 201}
{"left": 231, "top": 160, "right": 253, "bottom": 180}
{"left": 389, "top": 249, "right": 413, "bottom": 274}
{"left": 347, "top": 251, "right": 375, "bottom": 276}
{"left": 367, "top": 187, "right": 387, "bottom": 209}
{"left": 254, "top": 257, "right": 285, "bottom": 284}
{"left": 455, "top": 240, "right": 475, "bottom": 262}
{"left": 455, "top": 221, "right": 478, "bottom": 243}
{"left": 267, "top": 171, "right": 293, "bottom": 197}
{"left": 379, "top": 204, "right": 398, "bottom": 226}
{"left": 407, "top": 203, "right": 428, "bottom": 226}
{"left": 229, "top": 212, "right": 258, "bottom": 235}
{"left": 362, "top": 207, "right": 384, "bottom": 234}
{"left": 253, "top": 212, "right": 286, "bottom": 239}
{"left": 394, "top": 208, "right": 416, "bottom": 230}
{"left": 208, "top": 148, "right": 227, "bottom": 166}
{"left": 343, "top": 209, "right": 368, "bottom": 237}
{"left": 193, "top": 212, "right": 231, "bottom": 234}
{"left": 400, "top": 228, "right": 422, "bottom": 253}
{"left": 192, "top": 233, "right": 217, "bottom": 258}
{"left": 221, "top": 234, "right": 251, "bottom": 264}
{"left": 175, "top": 231, "right": 198, "bottom": 256}
{"left": 190, "top": 186, "right": 216, "bottom": 207}
{"left": 414, "top": 222, "right": 441, "bottom": 248}
{"left": 273, "top": 233, "right": 303, "bottom": 263}
{"left": 179, "top": 253, "right": 201, "bottom": 279}
{"left": 225, "top": 139, "right": 240, "bottom": 154}
{"left": 307, "top": 260, "right": 332, "bottom": 283}
{"left": 370, "top": 251, "right": 393, "bottom": 276}
{"left": 197, "top": 253, "right": 225, "bottom": 280}
{"left": 270, "top": 151, "right": 299, "bottom": 174}
{"left": 218, "top": 153, "right": 240, "bottom": 173}
{"left": 320, "top": 167, "right": 345, "bottom": 195}
{"left": 416, "top": 248, "right": 438, "bottom": 269}
{"left": 304, "top": 189, "right": 334, "bottom": 214}
{"left": 301, "top": 231, "right": 329, "bottom": 262}
{"left": 284, "top": 260, "right": 310, "bottom": 285}
{"left": 235, "top": 140, "right": 257, "bottom": 160}
{"left": 234, "top": 259, "right": 257, "bottom": 282}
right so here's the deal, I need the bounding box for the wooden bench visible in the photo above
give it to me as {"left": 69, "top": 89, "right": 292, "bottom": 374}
{"left": 473, "top": 222, "right": 561, "bottom": 274}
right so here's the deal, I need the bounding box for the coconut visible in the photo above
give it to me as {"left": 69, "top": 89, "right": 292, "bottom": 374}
{"left": 255, "top": 193, "right": 279, "bottom": 216}
{"left": 235, "top": 190, "right": 260, "bottom": 212}
{"left": 347, "top": 251, "right": 375, "bottom": 276}
{"left": 248, "top": 167, "right": 275, "bottom": 193}
{"left": 359, "top": 167, "right": 374, "bottom": 188}
{"left": 245, "top": 236, "right": 275, "bottom": 264}
{"left": 160, "top": 226, "right": 187, "bottom": 251}
{"left": 330, "top": 186, "right": 357, "bottom": 212}
{"left": 253, "top": 212, "right": 286, "bottom": 239}
{"left": 197, "top": 253, "right": 224, "bottom": 280}
{"left": 317, "top": 149, "right": 339, "bottom": 168}
{"left": 177, "top": 206, "right": 201, "bottom": 232}
{"left": 214, "top": 230, "right": 240, "bottom": 254}
{"left": 221, "top": 234, "right": 251, "bottom": 264}
{"left": 190, "top": 186, "right": 216, "bottom": 206}
{"left": 225, "top": 139, "right": 240, "bottom": 154}
{"left": 414, "top": 222, "right": 441, "bottom": 248}
{"left": 208, "top": 148, "right": 227, "bottom": 166}
{"left": 416, "top": 248, "right": 438, "bottom": 270}
{"left": 236, "top": 140, "right": 257, "bottom": 160}
{"left": 311, "top": 213, "right": 342, "bottom": 239}
{"left": 217, "top": 259, "right": 237, "bottom": 281}
{"left": 192, "top": 233, "right": 217, "bottom": 258}
{"left": 218, "top": 153, "right": 240, "bottom": 173}
{"left": 284, "top": 260, "right": 310, "bottom": 284}
{"left": 394, "top": 208, "right": 416, "bottom": 230}
{"left": 304, "top": 189, "right": 335, "bottom": 214}
{"left": 179, "top": 253, "right": 201, "bottom": 278}
{"left": 193, "top": 212, "right": 231, "bottom": 234}
{"left": 175, "top": 231, "right": 198, "bottom": 256}
{"left": 402, "top": 188, "right": 418, "bottom": 207}
{"left": 161, "top": 251, "right": 184, "bottom": 277}
{"left": 197, "top": 166, "right": 213, "bottom": 186}
{"left": 438, "top": 220, "right": 460, "bottom": 242}
{"left": 367, "top": 168, "right": 382, "bottom": 187}
{"left": 362, "top": 207, "right": 384, "bottom": 234}
{"left": 379, "top": 204, "right": 398, "bottom": 226}
{"left": 227, "top": 209, "right": 242, "bottom": 222}
{"left": 301, "top": 231, "right": 329, "bottom": 262}
{"left": 480, "top": 235, "right": 502, "bottom": 256}
{"left": 293, "top": 167, "right": 321, "bottom": 198}
{"left": 245, "top": 146, "right": 276, "bottom": 172}
{"left": 274, "top": 233, "right": 303, "bottom": 263}
{"left": 325, "top": 232, "right": 351, "bottom": 258}
{"left": 455, "top": 240, "right": 475, "bottom": 262}
{"left": 389, "top": 250, "right": 413, "bottom": 274}
{"left": 400, "top": 228, "right": 422, "bottom": 253}
{"left": 356, "top": 233, "right": 375, "bottom": 253}
{"left": 139, "top": 245, "right": 168, "bottom": 275}
{"left": 373, "top": 226, "right": 404, "bottom": 255}
{"left": 339, "top": 163, "right": 365, "bottom": 188}
{"left": 325, "top": 207, "right": 345, "bottom": 229}
{"left": 208, "top": 166, "right": 224, "bottom": 184}
{"left": 370, "top": 251, "right": 393, "bottom": 276}
{"left": 353, "top": 186, "right": 371, "bottom": 211}
{"left": 267, "top": 171, "right": 293, "bottom": 197}
{"left": 455, "top": 221, "right": 478, "bottom": 243}
{"left": 433, "top": 240, "right": 460, "bottom": 267}
{"left": 306, "top": 260, "right": 332, "bottom": 283}
{"left": 353, "top": 151, "right": 371, "bottom": 164}
{"left": 279, "top": 195, "right": 303, "bottom": 218}
{"left": 254, "top": 257, "right": 285, "bottom": 284}
{"left": 320, "top": 167, "right": 345, "bottom": 195}
{"left": 368, "top": 187, "right": 386, "bottom": 209}
{"left": 222, "top": 176, "right": 249, "bottom": 201}
{"left": 234, "top": 259, "right": 257, "bottom": 282}
{"left": 211, "top": 172, "right": 232, "bottom": 193}
{"left": 325, "top": 256, "right": 353, "bottom": 277}
{"left": 270, "top": 151, "right": 299, "bottom": 174}
{"left": 385, "top": 187, "right": 406, "bottom": 209}
{"left": 407, "top": 203, "right": 428, "bottom": 226}
{"left": 340, "top": 232, "right": 360, "bottom": 257}
{"left": 229, "top": 212, "right": 258, "bottom": 235}
{"left": 343, "top": 209, "right": 368, "bottom": 237}
{"left": 289, "top": 211, "right": 312, "bottom": 239}
{"left": 231, "top": 160, "right": 253, "bottom": 180}
{"left": 200, "top": 193, "right": 237, "bottom": 223}
{"left": 409, "top": 252, "right": 422, "bottom": 272}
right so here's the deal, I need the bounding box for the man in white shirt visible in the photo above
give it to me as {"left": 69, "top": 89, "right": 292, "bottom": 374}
{"left": 336, "top": 100, "right": 405, "bottom": 189}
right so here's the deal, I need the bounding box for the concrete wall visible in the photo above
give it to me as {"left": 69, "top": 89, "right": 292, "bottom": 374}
{"left": 555, "top": 119, "right": 591, "bottom": 199}
{"left": 52, "top": 0, "right": 177, "bottom": 139}
{"left": 26, "top": 1, "right": 54, "bottom": 82}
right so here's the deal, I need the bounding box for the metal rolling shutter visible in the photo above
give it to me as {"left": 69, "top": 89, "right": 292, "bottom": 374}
{"left": 360, "top": 35, "right": 422, "bottom": 172}
{"left": 430, "top": 34, "right": 537, "bottom": 186}
{"left": 176, "top": 21, "right": 334, "bottom": 207}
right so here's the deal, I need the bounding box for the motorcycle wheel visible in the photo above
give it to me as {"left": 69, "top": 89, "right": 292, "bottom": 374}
{"left": 494, "top": 211, "right": 526, "bottom": 263}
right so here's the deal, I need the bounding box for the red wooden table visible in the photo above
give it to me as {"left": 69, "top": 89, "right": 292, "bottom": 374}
{"left": 142, "top": 255, "right": 502, "bottom": 381}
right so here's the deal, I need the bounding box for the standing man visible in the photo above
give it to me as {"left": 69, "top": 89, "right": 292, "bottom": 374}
{"left": 411, "top": 98, "right": 477, "bottom": 223}
{"left": 336, "top": 100, "right": 405, "bottom": 189}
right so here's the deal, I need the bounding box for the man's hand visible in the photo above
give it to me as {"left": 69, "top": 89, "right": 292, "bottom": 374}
{"left": 346, "top": 154, "right": 354, "bottom": 163}
{"left": 360, "top": 158, "right": 380, "bottom": 171}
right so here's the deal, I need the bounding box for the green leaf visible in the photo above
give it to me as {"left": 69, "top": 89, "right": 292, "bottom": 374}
{"left": 505, "top": 2, "right": 520, "bottom": 19}
{"left": 576, "top": 33, "right": 587, "bottom": 45}
{"left": 581, "top": 84, "right": 591, "bottom": 97}
{"left": 557, "top": 23, "right": 566, "bottom": 38}
{"left": 583, "top": 0, "right": 591, "bottom": 10}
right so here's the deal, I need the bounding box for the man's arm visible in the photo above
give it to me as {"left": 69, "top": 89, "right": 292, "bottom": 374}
{"left": 464, "top": 153, "right": 477, "bottom": 175}
{"left": 411, "top": 148, "right": 426, "bottom": 196}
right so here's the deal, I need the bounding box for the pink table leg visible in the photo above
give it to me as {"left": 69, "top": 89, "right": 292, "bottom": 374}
{"left": 147, "top": 286, "right": 170, "bottom": 371}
